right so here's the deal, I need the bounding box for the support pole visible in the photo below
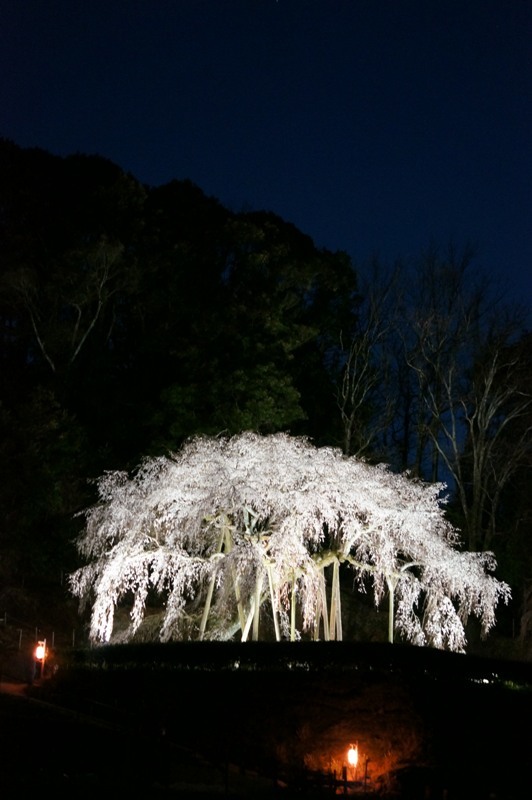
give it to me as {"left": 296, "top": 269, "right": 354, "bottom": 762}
{"left": 314, "top": 567, "right": 330, "bottom": 642}
{"left": 335, "top": 567, "right": 343, "bottom": 641}
{"left": 252, "top": 572, "right": 263, "bottom": 641}
{"left": 329, "top": 560, "right": 339, "bottom": 640}
{"left": 266, "top": 562, "right": 281, "bottom": 642}
{"left": 199, "top": 528, "right": 226, "bottom": 639}
{"left": 386, "top": 574, "right": 396, "bottom": 644}
{"left": 290, "top": 574, "right": 297, "bottom": 641}
{"left": 241, "top": 600, "right": 256, "bottom": 642}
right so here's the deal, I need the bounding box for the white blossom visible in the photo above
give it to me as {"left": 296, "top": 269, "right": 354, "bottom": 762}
{"left": 70, "top": 432, "right": 510, "bottom": 651}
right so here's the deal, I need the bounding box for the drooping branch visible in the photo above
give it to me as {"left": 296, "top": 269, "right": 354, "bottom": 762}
{"left": 70, "top": 432, "right": 510, "bottom": 652}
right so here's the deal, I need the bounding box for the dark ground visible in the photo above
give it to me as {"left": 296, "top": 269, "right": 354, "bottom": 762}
{"left": 0, "top": 679, "right": 279, "bottom": 799}
{"left": 1, "top": 642, "right": 532, "bottom": 799}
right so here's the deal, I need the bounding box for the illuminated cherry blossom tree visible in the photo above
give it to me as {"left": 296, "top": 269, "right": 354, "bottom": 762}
{"left": 70, "top": 432, "right": 510, "bottom": 652}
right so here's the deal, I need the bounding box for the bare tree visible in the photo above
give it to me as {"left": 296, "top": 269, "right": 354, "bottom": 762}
{"left": 402, "top": 249, "right": 531, "bottom": 550}
{"left": 440, "top": 320, "right": 531, "bottom": 551}
{"left": 400, "top": 245, "right": 483, "bottom": 479}
{"left": 4, "top": 236, "right": 123, "bottom": 374}
{"left": 336, "top": 261, "right": 400, "bottom": 457}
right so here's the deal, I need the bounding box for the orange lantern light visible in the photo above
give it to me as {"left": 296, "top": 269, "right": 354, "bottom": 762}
{"left": 35, "top": 641, "right": 46, "bottom": 661}
{"left": 347, "top": 743, "right": 358, "bottom": 768}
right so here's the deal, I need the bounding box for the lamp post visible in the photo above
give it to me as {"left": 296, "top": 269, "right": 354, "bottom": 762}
{"left": 347, "top": 742, "right": 358, "bottom": 781}
{"left": 364, "top": 758, "right": 371, "bottom": 790}
{"left": 35, "top": 639, "right": 46, "bottom": 680}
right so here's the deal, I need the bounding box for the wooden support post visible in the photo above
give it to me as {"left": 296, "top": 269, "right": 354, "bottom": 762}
{"left": 329, "top": 560, "right": 339, "bottom": 640}
{"left": 252, "top": 572, "right": 263, "bottom": 641}
{"left": 335, "top": 566, "right": 343, "bottom": 641}
{"left": 290, "top": 574, "right": 297, "bottom": 641}
{"left": 386, "top": 574, "right": 396, "bottom": 644}
{"left": 199, "top": 527, "right": 226, "bottom": 639}
{"left": 315, "top": 569, "right": 330, "bottom": 641}
{"left": 241, "top": 600, "right": 256, "bottom": 642}
{"left": 266, "top": 562, "right": 281, "bottom": 641}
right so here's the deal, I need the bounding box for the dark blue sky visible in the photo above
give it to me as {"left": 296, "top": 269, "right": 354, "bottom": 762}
{"left": 2, "top": 0, "right": 531, "bottom": 316}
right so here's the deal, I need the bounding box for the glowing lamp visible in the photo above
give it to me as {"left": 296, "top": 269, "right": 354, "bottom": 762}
{"left": 35, "top": 641, "right": 46, "bottom": 661}
{"left": 347, "top": 743, "right": 358, "bottom": 768}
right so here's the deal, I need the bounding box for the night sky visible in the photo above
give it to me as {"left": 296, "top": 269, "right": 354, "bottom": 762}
{"left": 2, "top": 0, "right": 531, "bottom": 316}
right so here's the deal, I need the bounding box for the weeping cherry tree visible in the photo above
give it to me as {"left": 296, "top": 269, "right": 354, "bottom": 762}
{"left": 70, "top": 432, "right": 510, "bottom": 652}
